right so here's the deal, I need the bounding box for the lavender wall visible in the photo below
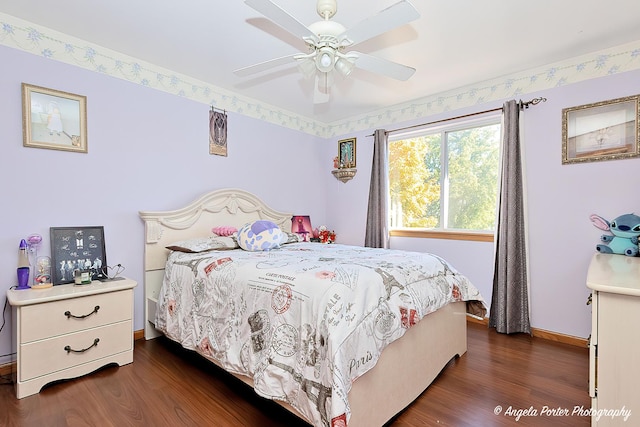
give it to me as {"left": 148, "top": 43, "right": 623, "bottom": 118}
{"left": 0, "top": 45, "right": 327, "bottom": 364}
{"left": 2, "top": 41, "right": 640, "bottom": 366}
{"left": 325, "top": 69, "right": 640, "bottom": 340}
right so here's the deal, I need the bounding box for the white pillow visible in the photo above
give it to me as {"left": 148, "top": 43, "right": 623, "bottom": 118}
{"left": 237, "top": 220, "right": 284, "bottom": 251}
{"left": 166, "top": 235, "right": 238, "bottom": 253}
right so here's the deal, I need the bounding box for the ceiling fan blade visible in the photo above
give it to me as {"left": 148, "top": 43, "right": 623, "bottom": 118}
{"left": 234, "top": 54, "right": 298, "bottom": 77}
{"left": 349, "top": 51, "right": 416, "bottom": 81}
{"left": 313, "top": 73, "right": 331, "bottom": 104}
{"left": 338, "top": 0, "right": 420, "bottom": 47}
{"left": 244, "top": 0, "right": 319, "bottom": 43}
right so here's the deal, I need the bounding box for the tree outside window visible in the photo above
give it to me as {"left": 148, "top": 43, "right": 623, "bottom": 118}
{"left": 389, "top": 119, "right": 500, "bottom": 233}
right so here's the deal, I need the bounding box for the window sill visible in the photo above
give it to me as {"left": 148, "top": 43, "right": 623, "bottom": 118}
{"left": 390, "top": 229, "right": 494, "bottom": 242}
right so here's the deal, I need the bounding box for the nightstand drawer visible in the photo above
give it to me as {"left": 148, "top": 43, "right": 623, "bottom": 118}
{"left": 20, "top": 289, "right": 133, "bottom": 343}
{"left": 19, "top": 320, "right": 132, "bottom": 381}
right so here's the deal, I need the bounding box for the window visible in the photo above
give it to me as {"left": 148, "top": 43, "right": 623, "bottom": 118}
{"left": 388, "top": 117, "right": 501, "bottom": 238}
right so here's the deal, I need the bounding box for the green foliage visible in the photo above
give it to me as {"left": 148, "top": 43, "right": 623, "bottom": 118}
{"left": 389, "top": 136, "right": 439, "bottom": 227}
{"left": 389, "top": 123, "right": 500, "bottom": 231}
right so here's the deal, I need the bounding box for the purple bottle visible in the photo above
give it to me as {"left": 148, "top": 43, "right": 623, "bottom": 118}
{"left": 17, "top": 239, "right": 30, "bottom": 290}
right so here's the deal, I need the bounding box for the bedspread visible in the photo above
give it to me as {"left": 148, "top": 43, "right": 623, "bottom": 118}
{"left": 155, "top": 242, "right": 484, "bottom": 426}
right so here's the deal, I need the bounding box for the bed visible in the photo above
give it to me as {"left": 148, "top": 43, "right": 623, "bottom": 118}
{"left": 139, "top": 188, "right": 485, "bottom": 427}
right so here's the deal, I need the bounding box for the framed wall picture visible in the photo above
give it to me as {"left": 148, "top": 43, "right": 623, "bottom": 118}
{"left": 338, "top": 137, "right": 356, "bottom": 168}
{"left": 562, "top": 95, "right": 640, "bottom": 164}
{"left": 50, "top": 226, "right": 107, "bottom": 284}
{"left": 22, "top": 83, "right": 88, "bottom": 153}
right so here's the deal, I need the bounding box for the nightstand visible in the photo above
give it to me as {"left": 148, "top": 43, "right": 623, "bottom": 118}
{"left": 7, "top": 278, "right": 136, "bottom": 399}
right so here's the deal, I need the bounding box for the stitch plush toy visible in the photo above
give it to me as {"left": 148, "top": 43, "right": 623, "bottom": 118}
{"left": 590, "top": 213, "right": 640, "bottom": 256}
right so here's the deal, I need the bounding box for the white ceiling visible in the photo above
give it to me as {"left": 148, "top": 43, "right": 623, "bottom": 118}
{"left": 3, "top": 0, "right": 640, "bottom": 124}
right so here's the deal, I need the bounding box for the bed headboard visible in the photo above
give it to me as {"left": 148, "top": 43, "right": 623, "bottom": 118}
{"left": 138, "top": 188, "right": 292, "bottom": 339}
{"left": 139, "top": 188, "right": 293, "bottom": 271}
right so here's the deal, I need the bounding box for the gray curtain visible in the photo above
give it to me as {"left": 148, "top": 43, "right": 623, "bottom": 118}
{"left": 489, "top": 100, "right": 531, "bottom": 334}
{"left": 364, "top": 129, "right": 389, "bottom": 248}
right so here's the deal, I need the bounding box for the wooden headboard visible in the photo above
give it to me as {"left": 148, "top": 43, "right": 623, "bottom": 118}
{"left": 138, "top": 188, "right": 292, "bottom": 338}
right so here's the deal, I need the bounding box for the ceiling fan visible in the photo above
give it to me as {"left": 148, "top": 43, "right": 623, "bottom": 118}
{"left": 234, "top": 0, "right": 420, "bottom": 103}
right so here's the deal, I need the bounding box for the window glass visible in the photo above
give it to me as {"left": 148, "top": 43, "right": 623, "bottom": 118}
{"left": 389, "top": 119, "right": 500, "bottom": 233}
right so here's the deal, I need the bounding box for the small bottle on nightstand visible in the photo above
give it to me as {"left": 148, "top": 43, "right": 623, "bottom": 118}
{"left": 17, "top": 239, "right": 30, "bottom": 290}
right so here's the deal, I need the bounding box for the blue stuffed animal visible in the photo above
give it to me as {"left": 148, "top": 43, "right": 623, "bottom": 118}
{"left": 590, "top": 213, "right": 640, "bottom": 256}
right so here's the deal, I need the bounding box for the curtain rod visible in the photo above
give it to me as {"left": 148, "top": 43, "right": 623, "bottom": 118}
{"left": 366, "top": 97, "right": 547, "bottom": 137}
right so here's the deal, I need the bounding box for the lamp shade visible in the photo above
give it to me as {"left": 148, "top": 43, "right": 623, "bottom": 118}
{"left": 335, "top": 57, "right": 355, "bottom": 76}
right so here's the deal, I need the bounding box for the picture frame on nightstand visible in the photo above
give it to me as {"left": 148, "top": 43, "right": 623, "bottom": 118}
{"left": 50, "top": 226, "right": 107, "bottom": 285}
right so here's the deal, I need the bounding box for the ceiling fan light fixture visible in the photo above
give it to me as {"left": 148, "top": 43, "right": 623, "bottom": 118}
{"left": 320, "top": 53, "right": 332, "bottom": 68}
{"left": 316, "top": 46, "right": 335, "bottom": 73}
{"left": 297, "top": 58, "right": 317, "bottom": 78}
{"left": 238, "top": 0, "right": 421, "bottom": 103}
{"left": 335, "top": 56, "right": 355, "bottom": 77}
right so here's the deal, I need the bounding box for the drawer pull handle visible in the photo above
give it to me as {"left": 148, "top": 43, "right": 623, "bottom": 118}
{"left": 64, "top": 338, "right": 100, "bottom": 354}
{"left": 65, "top": 305, "right": 100, "bottom": 319}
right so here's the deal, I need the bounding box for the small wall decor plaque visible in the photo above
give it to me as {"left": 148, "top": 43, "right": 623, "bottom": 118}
{"left": 209, "top": 108, "right": 228, "bottom": 156}
{"left": 338, "top": 137, "right": 356, "bottom": 168}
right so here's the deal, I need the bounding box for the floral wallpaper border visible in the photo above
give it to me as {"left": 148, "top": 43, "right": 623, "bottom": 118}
{"left": 2, "top": 12, "right": 640, "bottom": 139}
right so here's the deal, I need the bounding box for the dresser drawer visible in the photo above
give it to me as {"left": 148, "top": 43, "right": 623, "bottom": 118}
{"left": 19, "top": 320, "right": 132, "bottom": 381}
{"left": 20, "top": 290, "right": 133, "bottom": 343}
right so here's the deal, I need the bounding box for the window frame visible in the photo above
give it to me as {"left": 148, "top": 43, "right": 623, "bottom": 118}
{"left": 387, "top": 114, "right": 501, "bottom": 241}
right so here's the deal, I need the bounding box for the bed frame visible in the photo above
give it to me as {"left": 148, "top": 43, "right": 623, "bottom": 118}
{"left": 139, "top": 188, "right": 468, "bottom": 427}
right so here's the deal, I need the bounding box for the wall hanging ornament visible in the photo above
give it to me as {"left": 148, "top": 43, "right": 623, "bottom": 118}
{"left": 209, "top": 107, "right": 227, "bottom": 156}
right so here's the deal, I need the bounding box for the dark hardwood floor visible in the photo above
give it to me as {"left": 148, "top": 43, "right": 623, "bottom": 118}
{"left": 0, "top": 322, "right": 590, "bottom": 426}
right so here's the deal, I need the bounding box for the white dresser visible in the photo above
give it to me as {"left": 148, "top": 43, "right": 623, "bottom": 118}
{"left": 7, "top": 278, "right": 136, "bottom": 399}
{"left": 587, "top": 253, "right": 640, "bottom": 426}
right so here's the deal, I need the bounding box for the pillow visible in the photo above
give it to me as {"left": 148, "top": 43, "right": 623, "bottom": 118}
{"left": 280, "top": 230, "right": 302, "bottom": 245}
{"left": 237, "top": 220, "right": 284, "bottom": 251}
{"left": 212, "top": 226, "right": 238, "bottom": 237}
{"left": 166, "top": 235, "right": 238, "bottom": 253}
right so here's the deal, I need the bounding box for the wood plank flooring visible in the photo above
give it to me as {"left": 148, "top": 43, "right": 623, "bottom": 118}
{"left": 0, "top": 322, "right": 590, "bottom": 426}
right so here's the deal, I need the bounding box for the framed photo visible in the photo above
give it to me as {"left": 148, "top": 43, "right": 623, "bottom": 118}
{"left": 338, "top": 137, "right": 356, "bottom": 168}
{"left": 562, "top": 95, "right": 639, "bottom": 164}
{"left": 50, "top": 226, "right": 107, "bottom": 285}
{"left": 291, "top": 215, "right": 313, "bottom": 242}
{"left": 22, "top": 83, "right": 88, "bottom": 153}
